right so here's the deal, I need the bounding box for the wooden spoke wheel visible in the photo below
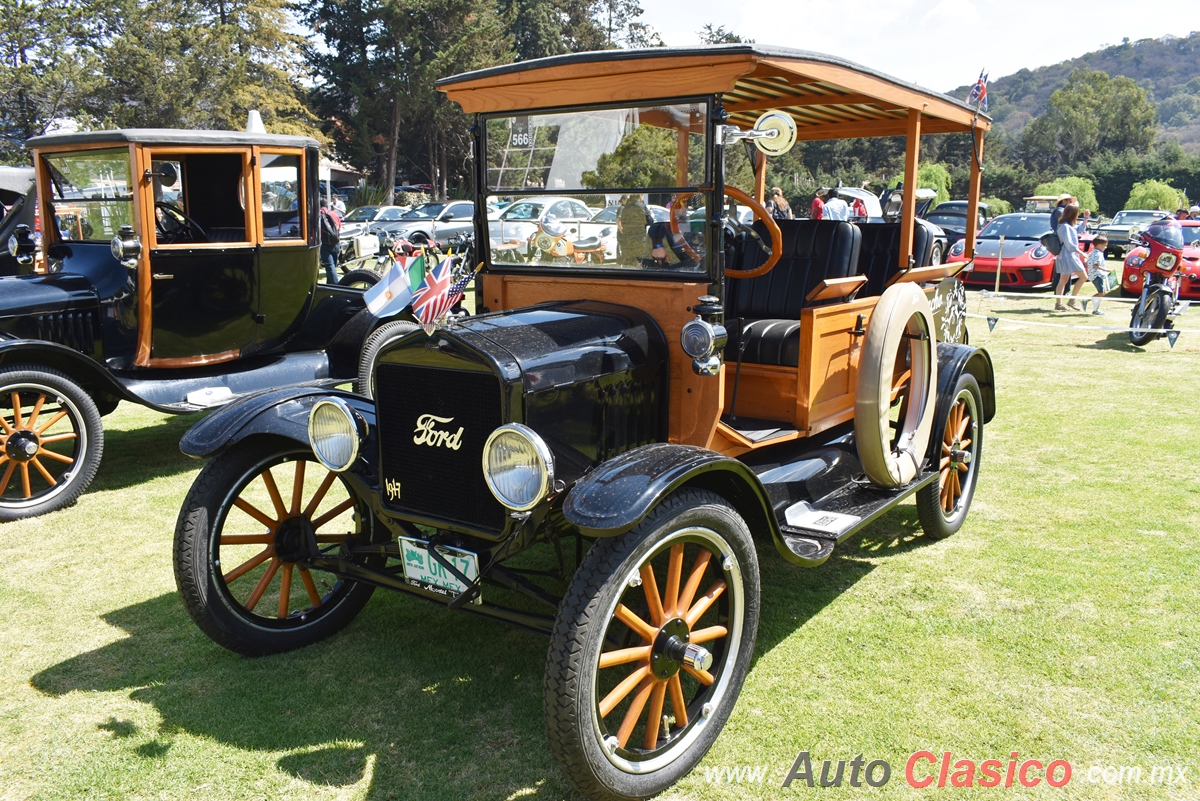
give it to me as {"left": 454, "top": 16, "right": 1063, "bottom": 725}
{"left": 174, "top": 439, "right": 379, "bottom": 655}
{"left": 916, "top": 373, "right": 984, "bottom": 539}
{"left": 0, "top": 366, "right": 103, "bottom": 522}
{"left": 545, "top": 489, "right": 759, "bottom": 801}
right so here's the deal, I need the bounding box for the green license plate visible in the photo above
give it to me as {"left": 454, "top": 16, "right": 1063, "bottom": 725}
{"left": 398, "top": 537, "right": 480, "bottom": 601}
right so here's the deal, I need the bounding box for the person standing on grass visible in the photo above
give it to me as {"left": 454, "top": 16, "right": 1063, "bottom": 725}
{"left": 1049, "top": 193, "right": 1072, "bottom": 232}
{"left": 1054, "top": 204, "right": 1087, "bottom": 311}
{"left": 810, "top": 188, "right": 827, "bottom": 220}
{"left": 822, "top": 188, "right": 849, "bottom": 221}
{"left": 766, "top": 186, "right": 793, "bottom": 220}
{"left": 1085, "top": 234, "right": 1111, "bottom": 315}
{"left": 318, "top": 199, "right": 341, "bottom": 285}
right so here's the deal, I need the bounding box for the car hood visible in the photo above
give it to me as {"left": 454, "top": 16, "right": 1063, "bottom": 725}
{"left": 0, "top": 273, "right": 99, "bottom": 328}
{"left": 972, "top": 238, "right": 1041, "bottom": 259}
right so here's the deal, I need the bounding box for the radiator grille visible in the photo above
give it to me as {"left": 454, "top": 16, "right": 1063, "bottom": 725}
{"left": 375, "top": 362, "right": 506, "bottom": 530}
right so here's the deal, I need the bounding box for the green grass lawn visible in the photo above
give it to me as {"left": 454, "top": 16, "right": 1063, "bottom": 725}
{"left": 2, "top": 291, "right": 1198, "bottom": 800}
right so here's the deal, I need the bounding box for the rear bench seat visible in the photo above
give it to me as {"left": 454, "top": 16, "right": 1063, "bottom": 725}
{"left": 724, "top": 220, "right": 861, "bottom": 367}
{"left": 855, "top": 221, "right": 933, "bottom": 297}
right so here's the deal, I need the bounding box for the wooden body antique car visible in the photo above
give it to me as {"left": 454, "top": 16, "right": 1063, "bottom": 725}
{"left": 0, "top": 130, "right": 377, "bottom": 520}
{"left": 173, "top": 46, "right": 996, "bottom": 800}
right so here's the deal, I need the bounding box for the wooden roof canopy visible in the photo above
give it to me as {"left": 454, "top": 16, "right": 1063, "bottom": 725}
{"left": 437, "top": 45, "right": 991, "bottom": 140}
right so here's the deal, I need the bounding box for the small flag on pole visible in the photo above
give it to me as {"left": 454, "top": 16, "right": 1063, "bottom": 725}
{"left": 411, "top": 257, "right": 458, "bottom": 335}
{"left": 987, "top": 316, "right": 998, "bottom": 331}
{"left": 364, "top": 254, "right": 420, "bottom": 319}
{"left": 968, "top": 69, "right": 989, "bottom": 112}
{"left": 1167, "top": 329, "right": 1181, "bottom": 348}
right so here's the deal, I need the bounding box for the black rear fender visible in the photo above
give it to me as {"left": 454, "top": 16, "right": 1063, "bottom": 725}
{"left": 180, "top": 385, "right": 376, "bottom": 460}
{"left": 927, "top": 343, "right": 996, "bottom": 462}
{"left": 562, "top": 443, "right": 781, "bottom": 543}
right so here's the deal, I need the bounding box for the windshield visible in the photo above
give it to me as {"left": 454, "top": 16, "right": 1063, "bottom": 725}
{"left": 979, "top": 214, "right": 1052, "bottom": 240}
{"left": 403, "top": 202, "right": 448, "bottom": 219}
{"left": 43, "top": 149, "right": 135, "bottom": 242}
{"left": 1113, "top": 211, "right": 1165, "bottom": 226}
{"left": 343, "top": 207, "right": 378, "bottom": 222}
{"left": 926, "top": 212, "right": 966, "bottom": 228}
{"left": 482, "top": 102, "right": 709, "bottom": 275}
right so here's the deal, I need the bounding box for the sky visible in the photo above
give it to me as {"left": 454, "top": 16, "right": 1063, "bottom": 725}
{"left": 639, "top": 1, "right": 1200, "bottom": 93}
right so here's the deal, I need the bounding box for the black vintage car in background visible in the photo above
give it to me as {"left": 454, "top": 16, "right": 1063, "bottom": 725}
{"left": 0, "top": 129, "right": 378, "bottom": 520}
{"left": 1, "top": 166, "right": 37, "bottom": 277}
{"left": 172, "top": 46, "right": 996, "bottom": 801}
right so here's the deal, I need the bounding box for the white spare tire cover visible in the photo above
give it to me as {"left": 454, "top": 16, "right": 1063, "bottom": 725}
{"left": 855, "top": 282, "right": 937, "bottom": 488}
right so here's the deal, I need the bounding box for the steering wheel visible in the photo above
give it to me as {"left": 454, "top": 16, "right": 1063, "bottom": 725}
{"left": 155, "top": 201, "right": 207, "bottom": 244}
{"left": 667, "top": 187, "right": 783, "bottom": 278}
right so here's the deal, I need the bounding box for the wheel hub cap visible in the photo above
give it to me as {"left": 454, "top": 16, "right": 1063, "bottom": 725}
{"left": 650, "top": 618, "right": 712, "bottom": 679}
{"left": 274, "top": 515, "right": 316, "bottom": 562}
{"left": 5, "top": 432, "right": 40, "bottom": 463}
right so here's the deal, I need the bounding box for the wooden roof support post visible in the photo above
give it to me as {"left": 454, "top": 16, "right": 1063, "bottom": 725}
{"left": 965, "top": 125, "right": 985, "bottom": 260}
{"left": 899, "top": 108, "right": 922, "bottom": 271}
{"left": 754, "top": 151, "right": 767, "bottom": 204}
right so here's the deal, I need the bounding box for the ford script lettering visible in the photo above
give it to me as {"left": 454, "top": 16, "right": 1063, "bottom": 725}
{"left": 413, "top": 414, "right": 465, "bottom": 450}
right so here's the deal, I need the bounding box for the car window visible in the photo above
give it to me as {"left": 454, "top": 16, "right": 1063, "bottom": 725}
{"left": 260, "top": 152, "right": 303, "bottom": 241}
{"left": 548, "top": 201, "right": 576, "bottom": 220}
{"left": 979, "top": 214, "right": 1052, "bottom": 240}
{"left": 379, "top": 208, "right": 405, "bottom": 221}
{"left": 344, "top": 207, "right": 377, "bottom": 222}
{"left": 448, "top": 203, "right": 473, "bottom": 219}
{"left": 502, "top": 202, "right": 543, "bottom": 221}
{"left": 403, "top": 202, "right": 447, "bottom": 219}
{"left": 43, "top": 149, "right": 135, "bottom": 242}
{"left": 592, "top": 207, "right": 618, "bottom": 223}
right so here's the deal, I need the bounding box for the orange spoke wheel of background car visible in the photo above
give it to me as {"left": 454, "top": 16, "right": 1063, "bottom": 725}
{"left": 0, "top": 382, "right": 87, "bottom": 507}
{"left": 592, "top": 532, "right": 741, "bottom": 762}
{"left": 216, "top": 455, "right": 359, "bottom": 622}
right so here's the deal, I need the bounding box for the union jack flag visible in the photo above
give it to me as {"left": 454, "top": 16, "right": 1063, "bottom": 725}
{"left": 411, "top": 257, "right": 457, "bottom": 334}
{"left": 967, "top": 69, "right": 988, "bottom": 112}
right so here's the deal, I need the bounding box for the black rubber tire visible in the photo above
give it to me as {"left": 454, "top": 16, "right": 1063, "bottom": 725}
{"left": 338, "top": 268, "right": 381, "bottom": 289}
{"left": 916, "top": 372, "right": 983, "bottom": 539}
{"left": 545, "top": 488, "right": 760, "bottom": 801}
{"left": 355, "top": 320, "right": 419, "bottom": 398}
{"left": 0, "top": 364, "right": 103, "bottom": 522}
{"left": 930, "top": 241, "right": 944, "bottom": 266}
{"left": 408, "top": 232, "right": 429, "bottom": 246}
{"left": 173, "top": 438, "right": 378, "bottom": 656}
{"left": 1129, "top": 290, "right": 1167, "bottom": 347}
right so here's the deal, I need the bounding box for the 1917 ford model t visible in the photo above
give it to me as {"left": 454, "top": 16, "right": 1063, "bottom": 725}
{"left": 173, "top": 46, "right": 996, "bottom": 800}
{"left": 0, "top": 130, "right": 375, "bottom": 520}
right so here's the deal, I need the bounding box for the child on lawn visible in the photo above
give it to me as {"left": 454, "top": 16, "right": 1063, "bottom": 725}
{"left": 1085, "top": 235, "right": 1111, "bottom": 315}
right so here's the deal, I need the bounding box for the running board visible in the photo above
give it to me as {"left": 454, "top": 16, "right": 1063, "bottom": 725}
{"left": 776, "top": 470, "right": 938, "bottom": 567}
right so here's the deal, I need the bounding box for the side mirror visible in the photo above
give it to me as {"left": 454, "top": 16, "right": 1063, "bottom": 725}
{"left": 144, "top": 162, "right": 179, "bottom": 185}
{"left": 1128, "top": 226, "right": 1142, "bottom": 245}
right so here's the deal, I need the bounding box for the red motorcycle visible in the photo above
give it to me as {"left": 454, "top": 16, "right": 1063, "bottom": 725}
{"left": 1128, "top": 218, "right": 1185, "bottom": 346}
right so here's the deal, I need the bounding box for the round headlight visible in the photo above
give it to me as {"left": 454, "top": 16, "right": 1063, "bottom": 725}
{"left": 1128, "top": 272, "right": 1139, "bottom": 283}
{"left": 6, "top": 235, "right": 18, "bottom": 257}
{"left": 1031, "top": 246, "right": 1049, "bottom": 260}
{"left": 1157, "top": 252, "right": 1178, "bottom": 270}
{"left": 949, "top": 240, "right": 966, "bottom": 256}
{"left": 680, "top": 318, "right": 727, "bottom": 359}
{"left": 482, "top": 423, "right": 553, "bottom": 512}
{"left": 308, "top": 398, "right": 360, "bottom": 471}
{"left": 110, "top": 236, "right": 124, "bottom": 261}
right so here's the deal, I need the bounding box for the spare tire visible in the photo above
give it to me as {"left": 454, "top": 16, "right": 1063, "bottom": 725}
{"left": 855, "top": 282, "right": 938, "bottom": 488}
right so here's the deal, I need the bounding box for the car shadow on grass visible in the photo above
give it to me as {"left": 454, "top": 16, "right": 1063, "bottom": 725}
{"left": 91, "top": 412, "right": 206, "bottom": 492}
{"left": 1079, "top": 331, "right": 1147, "bottom": 352}
{"left": 30, "top": 507, "right": 936, "bottom": 800}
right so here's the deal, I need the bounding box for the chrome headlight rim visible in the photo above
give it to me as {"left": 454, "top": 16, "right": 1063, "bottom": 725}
{"left": 481, "top": 423, "right": 554, "bottom": 512}
{"left": 680, "top": 317, "right": 728, "bottom": 360}
{"left": 307, "top": 397, "right": 361, "bottom": 472}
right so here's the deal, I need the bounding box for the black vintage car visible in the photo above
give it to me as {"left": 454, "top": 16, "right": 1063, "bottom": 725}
{"left": 0, "top": 129, "right": 377, "bottom": 520}
{"left": 173, "top": 46, "right": 996, "bottom": 801}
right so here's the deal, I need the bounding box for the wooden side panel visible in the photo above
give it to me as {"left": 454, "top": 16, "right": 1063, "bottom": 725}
{"left": 479, "top": 274, "right": 722, "bottom": 447}
{"left": 798, "top": 297, "right": 877, "bottom": 436}
{"left": 721, "top": 364, "right": 797, "bottom": 424}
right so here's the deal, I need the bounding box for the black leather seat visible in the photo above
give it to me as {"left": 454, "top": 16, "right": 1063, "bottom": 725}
{"left": 725, "top": 220, "right": 862, "bottom": 367}
{"left": 856, "top": 222, "right": 933, "bottom": 297}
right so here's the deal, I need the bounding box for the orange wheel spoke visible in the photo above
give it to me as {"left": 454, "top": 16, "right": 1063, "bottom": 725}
{"left": 599, "top": 645, "right": 651, "bottom": 669}
{"left": 219, "top": 533, "right": 273, "bottom": 545}
{"left": 956, "top": 413, "right": 971, "bottom": 441}
{"left": 223, "top": 547, "right": 272, "bottom": 583}
{"left": 939, "top": 456, "right": 950, "bottom": 470}
{"left": 0, "top": 460, "right": 14, "bottom": 495}
{"left": 643, "top": 681, "right": 667, "bottom": 750}
{"left": 36, "top": 448, "right": 73, "bottom": 465}
{"left": 299, "top": 568, "right": 323, "bottom": 608}
{"left": 245, "top": 558, "right": 281, "bottom": 612}
{"left": 30, "top": 457, "right": 55, "bottom": 486}
{"left": 940, "top": 466, "right": 950, "bottom": 488}
{"left": 0, "top": 411, "right": 13, "bottom": 435}
{"left": 311, "top": 497, "right": 355, "bottom": 530}
{"left": 941, "top": 441, "right": 952, "bottom": 455}
{"left": 290, "top": 461, "right": 306, "bottom": 516}
{"left": 34, "top": 410, "right": 67, "bottom": 435}
{"left": 614, "top": 604, "right": 657, "bottom": 642}
{"left": 260, "top": 468, "right": 287, "bottom": 519}
{"left": 616, "top": 678, "right": 655, "bottom": 749}
{"left": 664, "top": 543, "right": 684, "bottom": 617}
{"left": 598, "top": 663, "right": 650, "bottom": 718}
{"left": 676, "top": 549, "right": 713, "bottom": 616}
{"left": 233, "top": 497, "right": 277, "bottom": 530}
{"left": 277, "top": 564, "right": 293, "bottom": 619}
{"left": 26, "top": 394, "right": 46, "bottom": 430}
{"left": 19, "top": 463, "right": 30, "bottom": 498}
{"left": 667, "top": 674, "right": 688, "bottom": 728}
{"left": 639, "top": 563, "right": 665, "bottom": 627}
{"left": 682, "top": 664, "right": 715, "bottom": 686}
{"left": 684, "top": 580, "right": 726, "bottom": 628}
{"left": 12, "top": 392, "right": 22, "bottom": 428}
{"left": 956, "top": 461, "right": 969, "bottom": 473}
{"left": 39, "top": 432, "right": 77, "bottom": 444}
{"left": 303, "top": 470, "right": 338, "bottom": 519}
{"left": 958, "top": 437, "right": 971, "bottom": 449}
{"left": 690, "top": 625, "right": 728, "bottom": 644}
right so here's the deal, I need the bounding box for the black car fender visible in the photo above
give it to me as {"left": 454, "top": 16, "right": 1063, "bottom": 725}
{"left": 0, "top": 338, "right": 136, "bottom": 406}
{"left": 562, "top": 443, "right": 781, "bottom": 543}
{"left": 925, "top": 343, "right": 996, "bottom": 462}
{"left": 180, "top": 385, "right": 376, "bottom": 460}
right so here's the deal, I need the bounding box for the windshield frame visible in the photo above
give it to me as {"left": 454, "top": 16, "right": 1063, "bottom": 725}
{"left": 476, "top": 95, "right": 718, "bottom": 282}
{"left": 978, "top": 213, "right": 1054, "bottom": 241}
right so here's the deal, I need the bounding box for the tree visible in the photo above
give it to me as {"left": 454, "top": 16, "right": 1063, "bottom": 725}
{"left": 698, "top": 24, "right": 750, "bottom": 44}
{"left": 981, "top": 196, "right": 1012, "bottom": 215}
{"left": 1125, "top": 179, "right": 1187, "bottom": 211}
{"left": 918, "top": 162, "right": 952, "bottom": 205}
{"left": 1033, "top": 176, "right": 1098, "bottom": 213}
{"left": 582, "top": 125, "right": 676, "bottom": 188}
{"left": 1022, "top": 69, "right": 1156, "bottom": 170}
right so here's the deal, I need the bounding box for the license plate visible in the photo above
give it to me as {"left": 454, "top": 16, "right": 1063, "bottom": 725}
{"left": 398, "top": 537, "right": 480, "bottom": 601}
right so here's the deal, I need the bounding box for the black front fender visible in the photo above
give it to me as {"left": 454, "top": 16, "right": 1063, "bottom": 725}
{"left": 926, "top": 343, "right": 996, "bottom": 463}
{"left": 180, "top": 385, "right": 376, "bottom": 459}
{"left": 562, "top": 443, "right": 781, "bottom": 542}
